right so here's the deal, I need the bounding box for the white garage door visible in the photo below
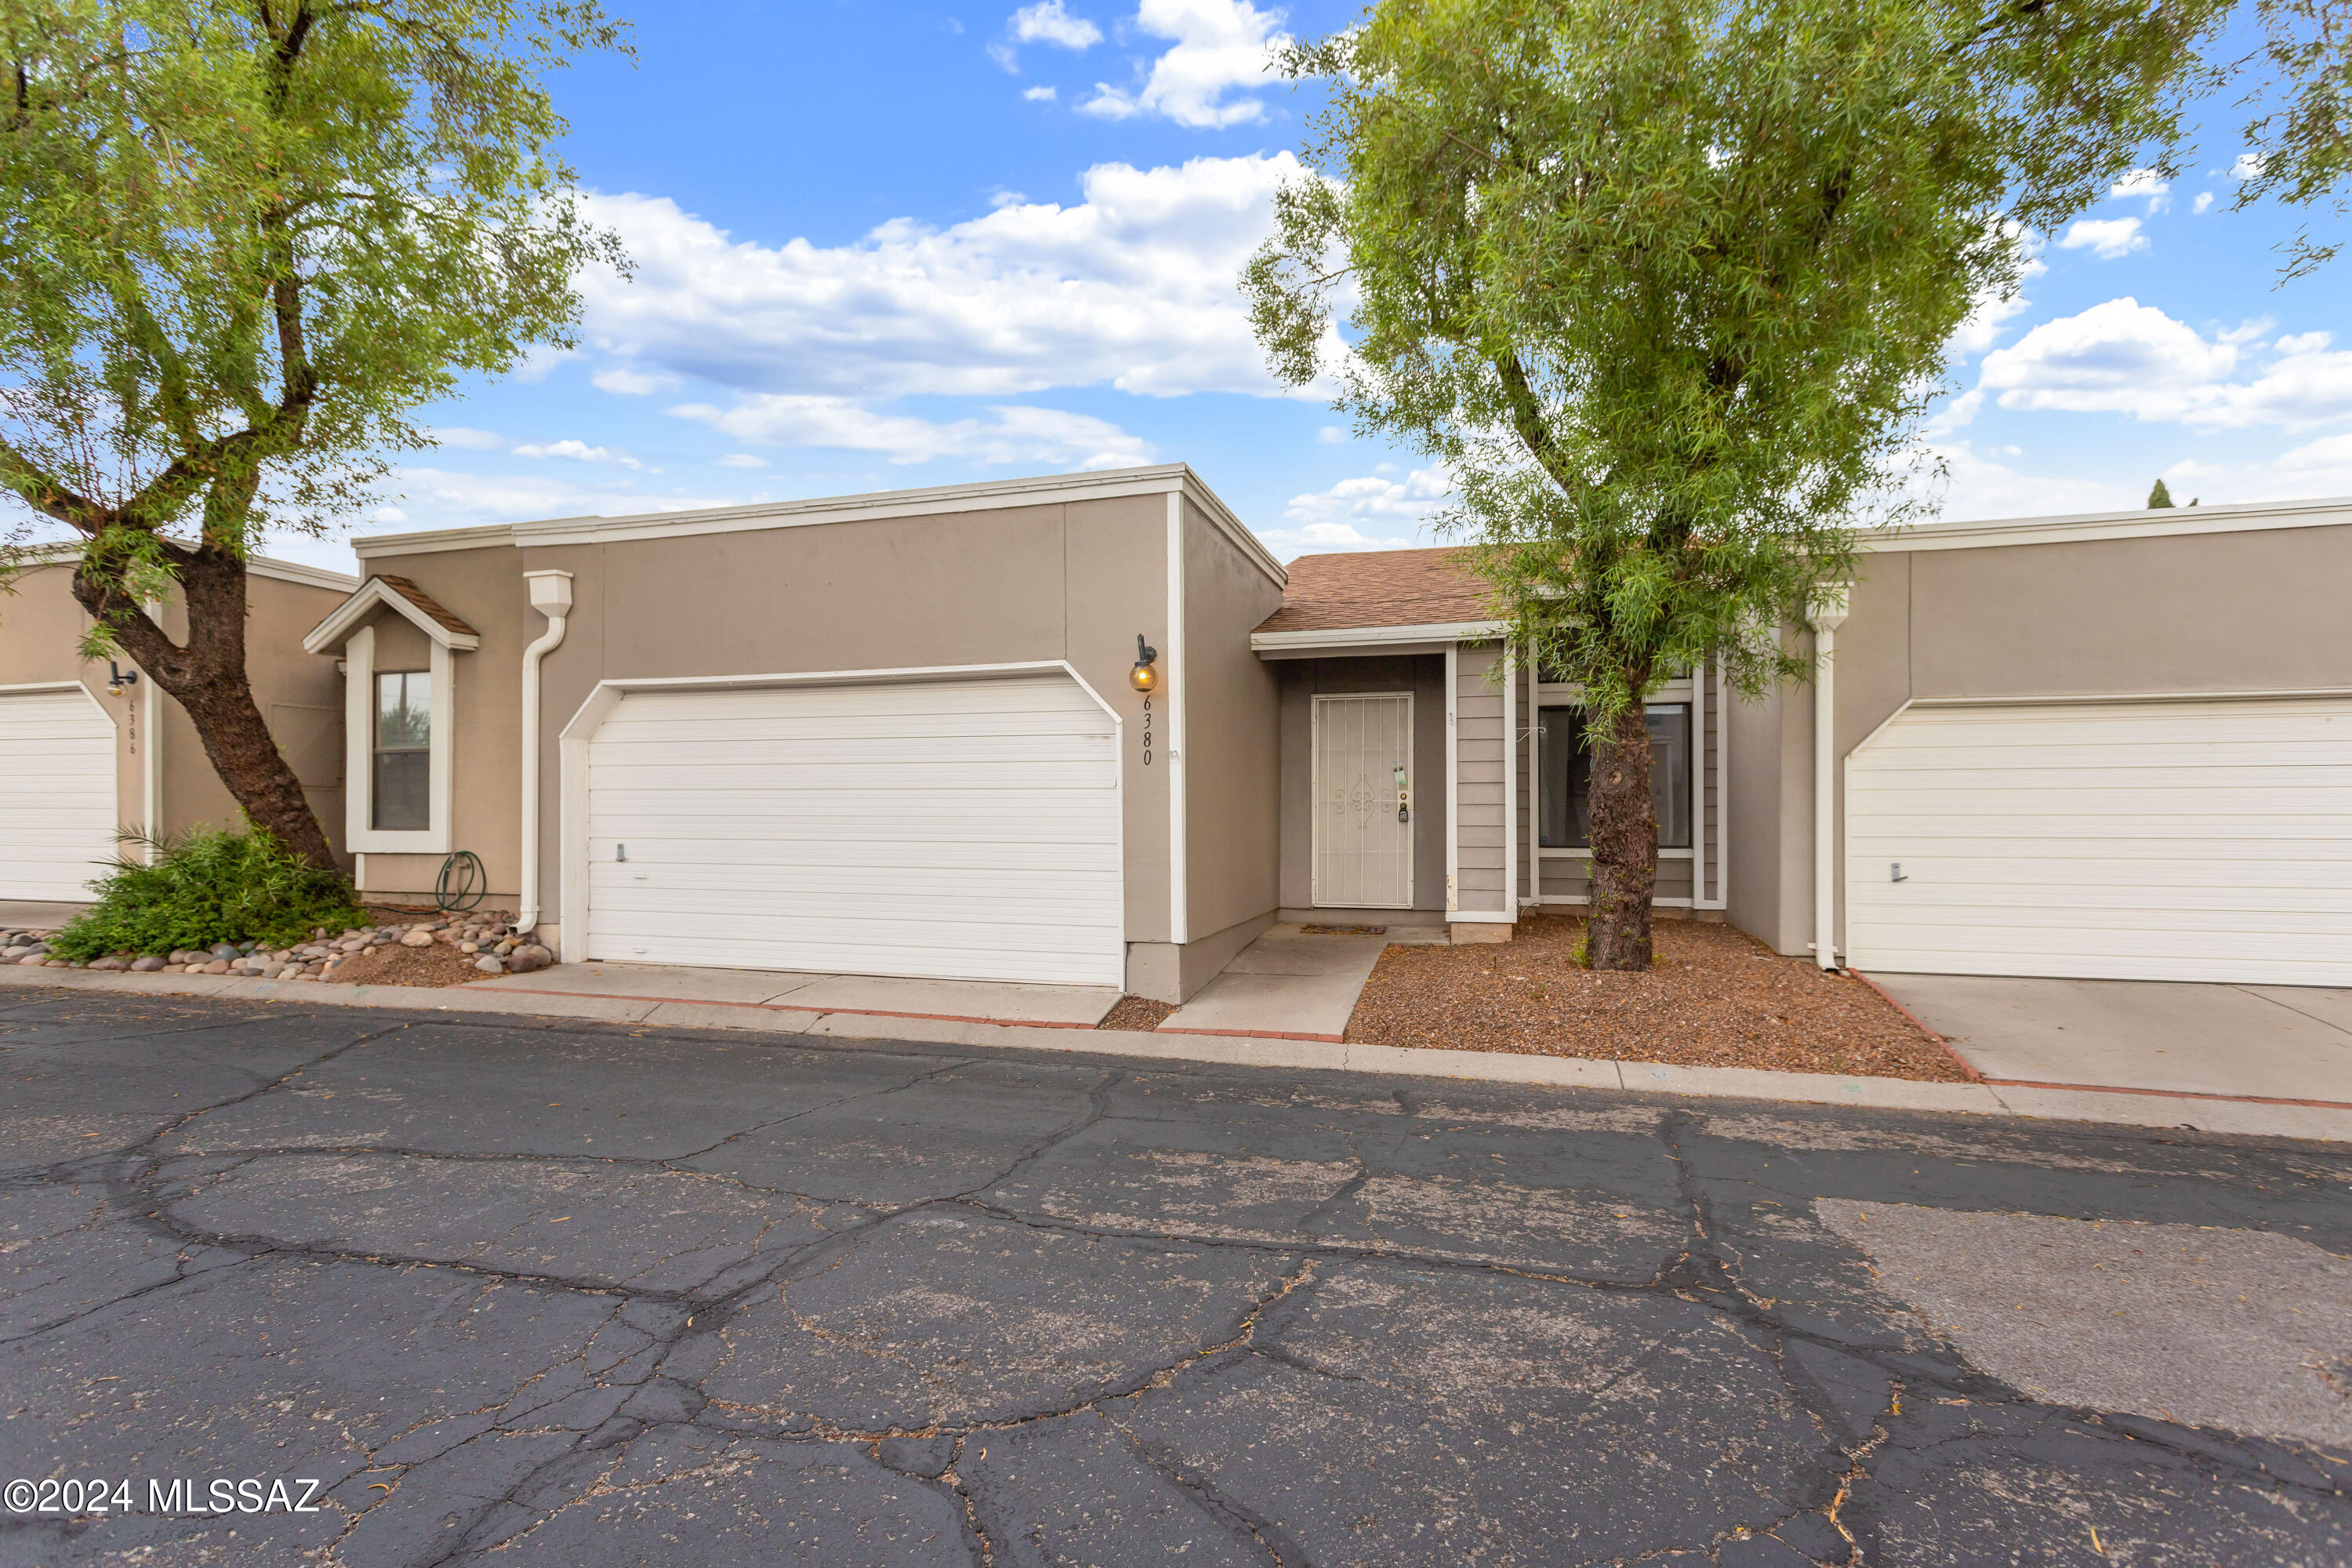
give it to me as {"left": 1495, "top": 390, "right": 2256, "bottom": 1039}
{"left": 0, "top": 687, "right": 119, "bottom": 902}
{"left": 585, "top": 673, "right": 1123, "bottom": 985}
{"left": 1846, "top": 696, "right": 2352, "bottom": 985}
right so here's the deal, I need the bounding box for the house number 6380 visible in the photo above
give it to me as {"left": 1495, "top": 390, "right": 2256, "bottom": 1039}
{"left": 1142, "top": 695, "right": 1152, "bottom": 765}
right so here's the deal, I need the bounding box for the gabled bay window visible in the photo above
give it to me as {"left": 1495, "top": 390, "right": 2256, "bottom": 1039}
{"left": 303, "top": 575, "right": 479, "bottom": 856}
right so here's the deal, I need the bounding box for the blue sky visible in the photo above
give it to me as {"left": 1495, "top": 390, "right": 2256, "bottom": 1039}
{"left": 256, "top": 1, "right": 2352, "bottom": 573}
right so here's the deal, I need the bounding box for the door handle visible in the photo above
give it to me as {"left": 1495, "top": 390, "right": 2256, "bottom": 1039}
{"left": 1394, "top": 763, "right": 1410, "bottom": 823}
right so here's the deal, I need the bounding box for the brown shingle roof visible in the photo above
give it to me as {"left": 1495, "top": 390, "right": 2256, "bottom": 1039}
{"left": 1254, "top": 547, "right": 1496, "bottom": 635}
{"left": 375, "top": 575, "right": 478, "bottom": 640}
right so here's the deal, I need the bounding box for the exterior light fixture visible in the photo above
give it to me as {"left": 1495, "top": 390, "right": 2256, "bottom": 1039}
{"left": 105, "top": 661, "right": 140, "bottom": 698}
{"left": 1129, "top": 633, "right": 1159, "bottom": 693}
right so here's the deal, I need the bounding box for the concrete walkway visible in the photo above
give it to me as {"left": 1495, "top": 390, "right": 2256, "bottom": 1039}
{"left": 0, "top": 900, "right": 89, "bottom": 929}
{"left": 1155, "top": 921, "right": 1441, "bottom": 1040}
{"left": 5, "top": 963, "right": 2347, "bottom": 1141}
{"left": 1870, "top": 974, "right": 2352, "bottom": 1108}
{"left": 470, "top": 960, "right": 1122, "bottom": 1028}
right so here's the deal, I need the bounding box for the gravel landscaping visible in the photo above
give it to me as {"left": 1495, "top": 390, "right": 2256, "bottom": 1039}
{"left": 0, "top": 909, "right": 553, "bottom": 988}
{"left": 1346, "top": 912, "right": 1972, "bottom": 1081}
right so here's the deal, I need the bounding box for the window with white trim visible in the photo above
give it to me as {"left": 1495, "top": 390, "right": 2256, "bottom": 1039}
{"left": 1536, "top": 703, "right": 1693, "bottom": 849}
{"left": 372, "top": 670, "right": 431, "bottom": 831}
{"left": 340, "top": 621, "right": 456, "bottom": 854}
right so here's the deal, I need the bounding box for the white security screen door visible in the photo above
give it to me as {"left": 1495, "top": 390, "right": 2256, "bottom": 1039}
{"left": 1313, "top": 693, "right": 1413, "bottom": 908}
{"left": 0, "top": 687, "right": 118, "bottom": 902}
{"left": 584, "top": 673, "right": 1123, "bottom": 986}
{"left": 1846, "top": 695, "right": 2352, "bottom": 985}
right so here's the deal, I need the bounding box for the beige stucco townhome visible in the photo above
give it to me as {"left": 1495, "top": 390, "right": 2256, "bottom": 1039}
{"left": 9, "top": 466, "right": 2347, "bottom": 997}
{"left": 0, "top": 548, "right": 355, "bottom": 901}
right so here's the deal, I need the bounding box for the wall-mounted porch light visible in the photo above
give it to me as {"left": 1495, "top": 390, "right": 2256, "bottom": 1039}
{"left": 1129, "top": 633, "right": 1159, "bottom": 693}
{"left": 104, "top": 661, "right": 140, "bottom": 698}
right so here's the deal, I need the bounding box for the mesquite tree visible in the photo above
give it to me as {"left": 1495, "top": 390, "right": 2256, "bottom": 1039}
{"left": 1246, "top": 0, "right": 2217, "bottom": 967}
{"left": 0, "top": 1, "right": 626, "bottom": 871}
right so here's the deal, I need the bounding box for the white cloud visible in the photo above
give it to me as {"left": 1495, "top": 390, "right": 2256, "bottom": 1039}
{"left": 1024, "top": 84, "right": 1058, "bottom": 100}
{"left": 575, "top": 155, "right": 1334, "bottom": 409}
{"left": 1904, "top": 443, "right": 2120, "bottom": 522}
{"left": 1260, "top": 466, "right": 1453, "bottom": 556}
{"left": 2111, "top": 169, "right": 2170, "bottom": 213}
{"left": 1080, "top": 0, "right": 1288, "bottom": 129}
{"left": 1011, "top": 0, "right": 1102, "bottom": 47}
{"left": 591, "top": 366, "right": 678, "bottom": 396}
{"left": 1922, "top": 386, "right": 1982, "bottom": 435}
{"left": 1977, "top": 299, "right": 2352, "bottom": 430}
{"left": 671, "top": 397, "right": 1153, "bottom": 469}
{"left": 1316, "top": 425, "right": 1347, "bottom": 444}
{"left": 2194, "top": 191, "right": 2215, "bottom": 214}
{"left": 2273, "top": 433, "right": 2352, "bottom": 489}
{"left": 429, "top": 426, "right": 506, "bottom": 450}
{"left": 2231, "top": 152, "right": 2264, "bottom": 181}
{"left": 511, "top": 438, "right": 641, "bottom": 468}
{"left": 714, "top": 452, "right": 769, "bottom": 468}
{"left": 2274, "top": 330, "right": 2332, "bottom": 354}
{"left": 2056, "top": 216, "right": 2147, "bottom": 260}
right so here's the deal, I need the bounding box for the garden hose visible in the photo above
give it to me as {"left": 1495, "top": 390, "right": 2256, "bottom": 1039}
{"left": 434, "top": 849, "right": 487, "bottom": 913}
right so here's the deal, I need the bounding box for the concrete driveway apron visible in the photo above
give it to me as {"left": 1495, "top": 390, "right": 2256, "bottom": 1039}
{"left": 1871, "top": 973, "right": 2352, "bottom": 1105}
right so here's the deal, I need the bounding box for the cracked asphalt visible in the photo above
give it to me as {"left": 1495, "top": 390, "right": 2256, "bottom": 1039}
{"left": 3, "top": 990, "right": 2350, "bottom": 1566}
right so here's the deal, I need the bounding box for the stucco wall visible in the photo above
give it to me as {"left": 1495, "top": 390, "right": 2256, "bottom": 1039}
{"left": 1275, "top": 654, "right": 1448, "bottom": 914}
{"left": 1738, "top": 521, "right": 2352, "bottom": 957}
{"left": 1180, "top": 498, "right": 1285, "bottom": 942}
{"left": 0, "top": 561, "right": 349, "bottom": 883}
{"left": 355, "top": 494, "right": 1188, "bottom": 964}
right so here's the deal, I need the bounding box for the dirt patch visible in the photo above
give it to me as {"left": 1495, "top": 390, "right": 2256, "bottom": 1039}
{"left": 1099, "top": 994, "right": 1178, "bottom": 1032}
{"left": 1345, "top": 913, "right": 1969, "bottom": 1082}
{"left": 328, "top": 941, "right": 493, "bottom": 989}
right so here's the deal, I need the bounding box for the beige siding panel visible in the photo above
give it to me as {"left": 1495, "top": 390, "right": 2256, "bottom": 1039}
{"left": 1452, "top": 644, "right": 1508, "bottom": 913}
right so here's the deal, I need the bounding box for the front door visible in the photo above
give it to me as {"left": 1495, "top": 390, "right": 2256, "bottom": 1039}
{"left": 1312, "top": 693, "right": 1414, "bottom": 908}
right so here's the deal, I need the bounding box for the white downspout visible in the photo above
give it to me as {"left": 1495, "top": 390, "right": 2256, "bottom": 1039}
{"left": 517, "top": 570, "right": 574, "bottom": 937}
{"left": 1811, "top": 590, "right": 1849, "bottom": 971}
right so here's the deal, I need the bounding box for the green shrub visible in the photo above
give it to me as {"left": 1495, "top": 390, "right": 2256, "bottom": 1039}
{"left": 48, "top": 825, "right": 365, "bottom": 961}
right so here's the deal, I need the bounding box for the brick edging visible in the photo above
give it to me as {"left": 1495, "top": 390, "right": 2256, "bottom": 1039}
{"left": 1846, "top": 968, "right": 1983, "bottom": 1082}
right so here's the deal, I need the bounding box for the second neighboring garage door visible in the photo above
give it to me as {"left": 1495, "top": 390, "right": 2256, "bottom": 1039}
{"left": 584, "top": 673, "right": 1123, "bottom": 986}
{"left": 1845, "top": 695, "right": 2352, "bottom": 986}
{"left": 0, "top": 686, "right": 119, "bottom": 902}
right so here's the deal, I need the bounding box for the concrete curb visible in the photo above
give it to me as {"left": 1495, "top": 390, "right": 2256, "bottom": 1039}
{"left": 4, "top": 966, "right": 2344, "bottom": 1142}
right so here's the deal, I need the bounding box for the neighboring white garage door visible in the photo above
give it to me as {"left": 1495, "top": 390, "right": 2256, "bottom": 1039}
{"left": 0, "top": 687, "right": 119, "bottom": 902}
{"left": 1846, "top": 696, "right": 2352, "bottom": 985}
{"left": 584, "top": 673, "right": 1123, "bottom": 985}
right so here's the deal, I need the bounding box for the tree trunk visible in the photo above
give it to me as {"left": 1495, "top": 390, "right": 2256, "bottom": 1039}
{"left": 72, "top": 543, "right": 343, "bottom": 875}
{"left": 1584, "top": 702, "right": 1657, "bottom": 970}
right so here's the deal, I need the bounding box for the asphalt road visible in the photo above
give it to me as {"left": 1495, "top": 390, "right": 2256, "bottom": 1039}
{"left": 2, "top": 989, "right": 2348, "bottom": 1567}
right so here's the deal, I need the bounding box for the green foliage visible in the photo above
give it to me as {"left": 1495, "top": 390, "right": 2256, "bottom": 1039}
{"left": 2149, "top": 477, "right": 2176, "bottom": 507}
{"left": 46, "top": 824, "right": 364, "bottom": 960}
{"left": 2235, "top": 0, "right": 2352, "bottom": 275}
{"left": 0, "top": 0, "right": 630, "bottom": 626}
{"left": 1245, "top": 0, "right": 2224, "bottom": 722}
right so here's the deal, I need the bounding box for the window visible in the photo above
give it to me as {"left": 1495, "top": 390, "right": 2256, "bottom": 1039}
{"left": 372, "top": 670, "right": 430, "bottom": 831}
{"left": 1537, "top": 703, "right": 1692, "bottom": 849}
